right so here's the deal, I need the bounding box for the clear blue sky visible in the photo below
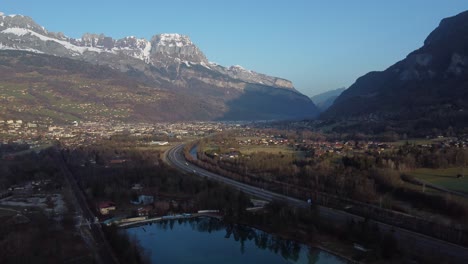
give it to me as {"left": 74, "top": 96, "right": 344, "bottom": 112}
{"left": 2, "top": 1, "right": 468, "bottom": 96}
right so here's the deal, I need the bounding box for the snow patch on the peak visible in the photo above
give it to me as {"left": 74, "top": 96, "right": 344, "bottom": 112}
{"left": 1, "top": 27, "right": 103, "bottom": 55}
{"left": 2, "top": 27, "right": 29, "bottom": 36}
{"left": 141, "top": 39, "right": 152, "bottom": 62}
{"left": 111, "top": 38, "right": 152, "bottom": 63}
{"left": 231, "top": 65, "right": 245, "bottom": 70}
{"left": 0, "top": 12, "right": 4, "bottom": 17}
{"left": 160, "top": 33, "right": 187, "bottom": 41}
{"left": 200, "top": 61, "right": 211, "bottom": 69}
{"left": 230, "top": 65, "right": 252, "bottom": 73}
{"left": 157, "top": 33, "right": 192, "bottom": 47}
{"left": 0, "top": 42, "right": 44, "bottom": 54}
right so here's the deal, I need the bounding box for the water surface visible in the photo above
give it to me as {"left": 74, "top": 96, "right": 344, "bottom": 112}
{"left": 126, "top": 217, "right": 345, "bottom": 264}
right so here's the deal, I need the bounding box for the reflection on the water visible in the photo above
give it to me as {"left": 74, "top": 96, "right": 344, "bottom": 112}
{"left": 127, "top": 217, "right": 344, "bottom": 264}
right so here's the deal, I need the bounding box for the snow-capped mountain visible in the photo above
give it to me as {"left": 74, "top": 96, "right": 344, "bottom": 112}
{"left": 0, "top": 13, "right": 295, "bottom": 90}
{"left": 0, "top": 12, "right": 319, "bottom": 121}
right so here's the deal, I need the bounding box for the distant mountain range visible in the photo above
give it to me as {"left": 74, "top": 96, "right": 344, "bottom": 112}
{"left": 311, "top": 88, "right": 346, "bottom": 112}
{"left": 323, "top": 10, "right": 468, "bottom": 129}
{"left": 0, "top": 13, "right": 319, "bottom": 123}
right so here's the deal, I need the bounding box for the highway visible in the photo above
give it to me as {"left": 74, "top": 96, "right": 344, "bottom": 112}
{"left": 166, "top": 143, "right": 468, "bottom": 262}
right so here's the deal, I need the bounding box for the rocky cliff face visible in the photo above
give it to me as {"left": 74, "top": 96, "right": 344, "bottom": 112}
{"left": 150, "top": 33, "right": 207, "bottom": 65}
{"left": 0, "top": 12, "right": 319, "bottom": 120}
{"left": 322, "top": 10, "right": 468, "bottom": 127}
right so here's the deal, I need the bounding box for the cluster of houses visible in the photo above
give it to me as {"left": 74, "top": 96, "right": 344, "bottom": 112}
{"left": 418, "top": 136, "right": 468, "bottom": 149}
{"left": 210, "top": 131, "right": 397, "bottom": 158}
{"left": 235, "top": 134, "right": 468, "bottom": 158}
{"left": 0, "top": 119, "right": 39, "bottom": 137}
{"left": 297, "top": 140, "right": 393, "bottom": 156}
{"left": 237, "top": 137, "right": 289, "bottom": 147}
{"left": 1, "top": 120, "right": 245, "bottom": 148}
{"left": 96, "top": 183, "right": 191, "bottom": 219}
{"left": 6, "top": 179, "right": 57, "bottom": 194}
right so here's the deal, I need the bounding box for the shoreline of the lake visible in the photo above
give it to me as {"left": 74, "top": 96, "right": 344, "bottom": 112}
{"left": 232, "top": 218, "right": 357, "bottom": 264}
{"left": 115, "top": 212, "right": 222, "bottom": 228}
{"left": 117, "top": 214, "right": 354, "bottom": 262}
{"left": 124, "top": 216, "right": 353, "bottom": 264}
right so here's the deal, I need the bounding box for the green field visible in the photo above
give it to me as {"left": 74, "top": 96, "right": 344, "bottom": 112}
{"left": 239, "top": 145, "right": 297, "bottom": 155}
{"left": 408, "top": 167, "right": 468, "bottom": 193}
{"left": 203, "top": 136, "right": 305, "bottom": 158}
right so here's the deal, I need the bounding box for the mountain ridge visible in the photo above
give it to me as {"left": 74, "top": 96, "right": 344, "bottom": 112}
{"left": 0, "top": 13, "right": 297, "bottom": 91}
{"left": 0, "top": 11, "right": 318, "bottom": 121}
{"left": 0, "top": 12, "right": 319, "bottom": 121}
{"left": 322, "top": 10, "right": 468, "bottom": 129}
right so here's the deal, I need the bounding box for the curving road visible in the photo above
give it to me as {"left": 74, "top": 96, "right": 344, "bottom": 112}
{"left": 166, "top": 143, "right": 468, "bottom": 262}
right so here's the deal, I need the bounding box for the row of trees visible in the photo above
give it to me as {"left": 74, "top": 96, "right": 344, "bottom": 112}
{"left": 0, "top": 148, "right": 63, "bottom": 190}
{"left": 186, "top": 134, "right": 468, "bottom": 249}
{"left": 194, "top": 135, "right": 468, "bottom": 219}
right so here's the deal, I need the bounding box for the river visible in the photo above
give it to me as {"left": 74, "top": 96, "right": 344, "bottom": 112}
{"left": 125, "top": 217, "right": 345, "bottom": 264}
